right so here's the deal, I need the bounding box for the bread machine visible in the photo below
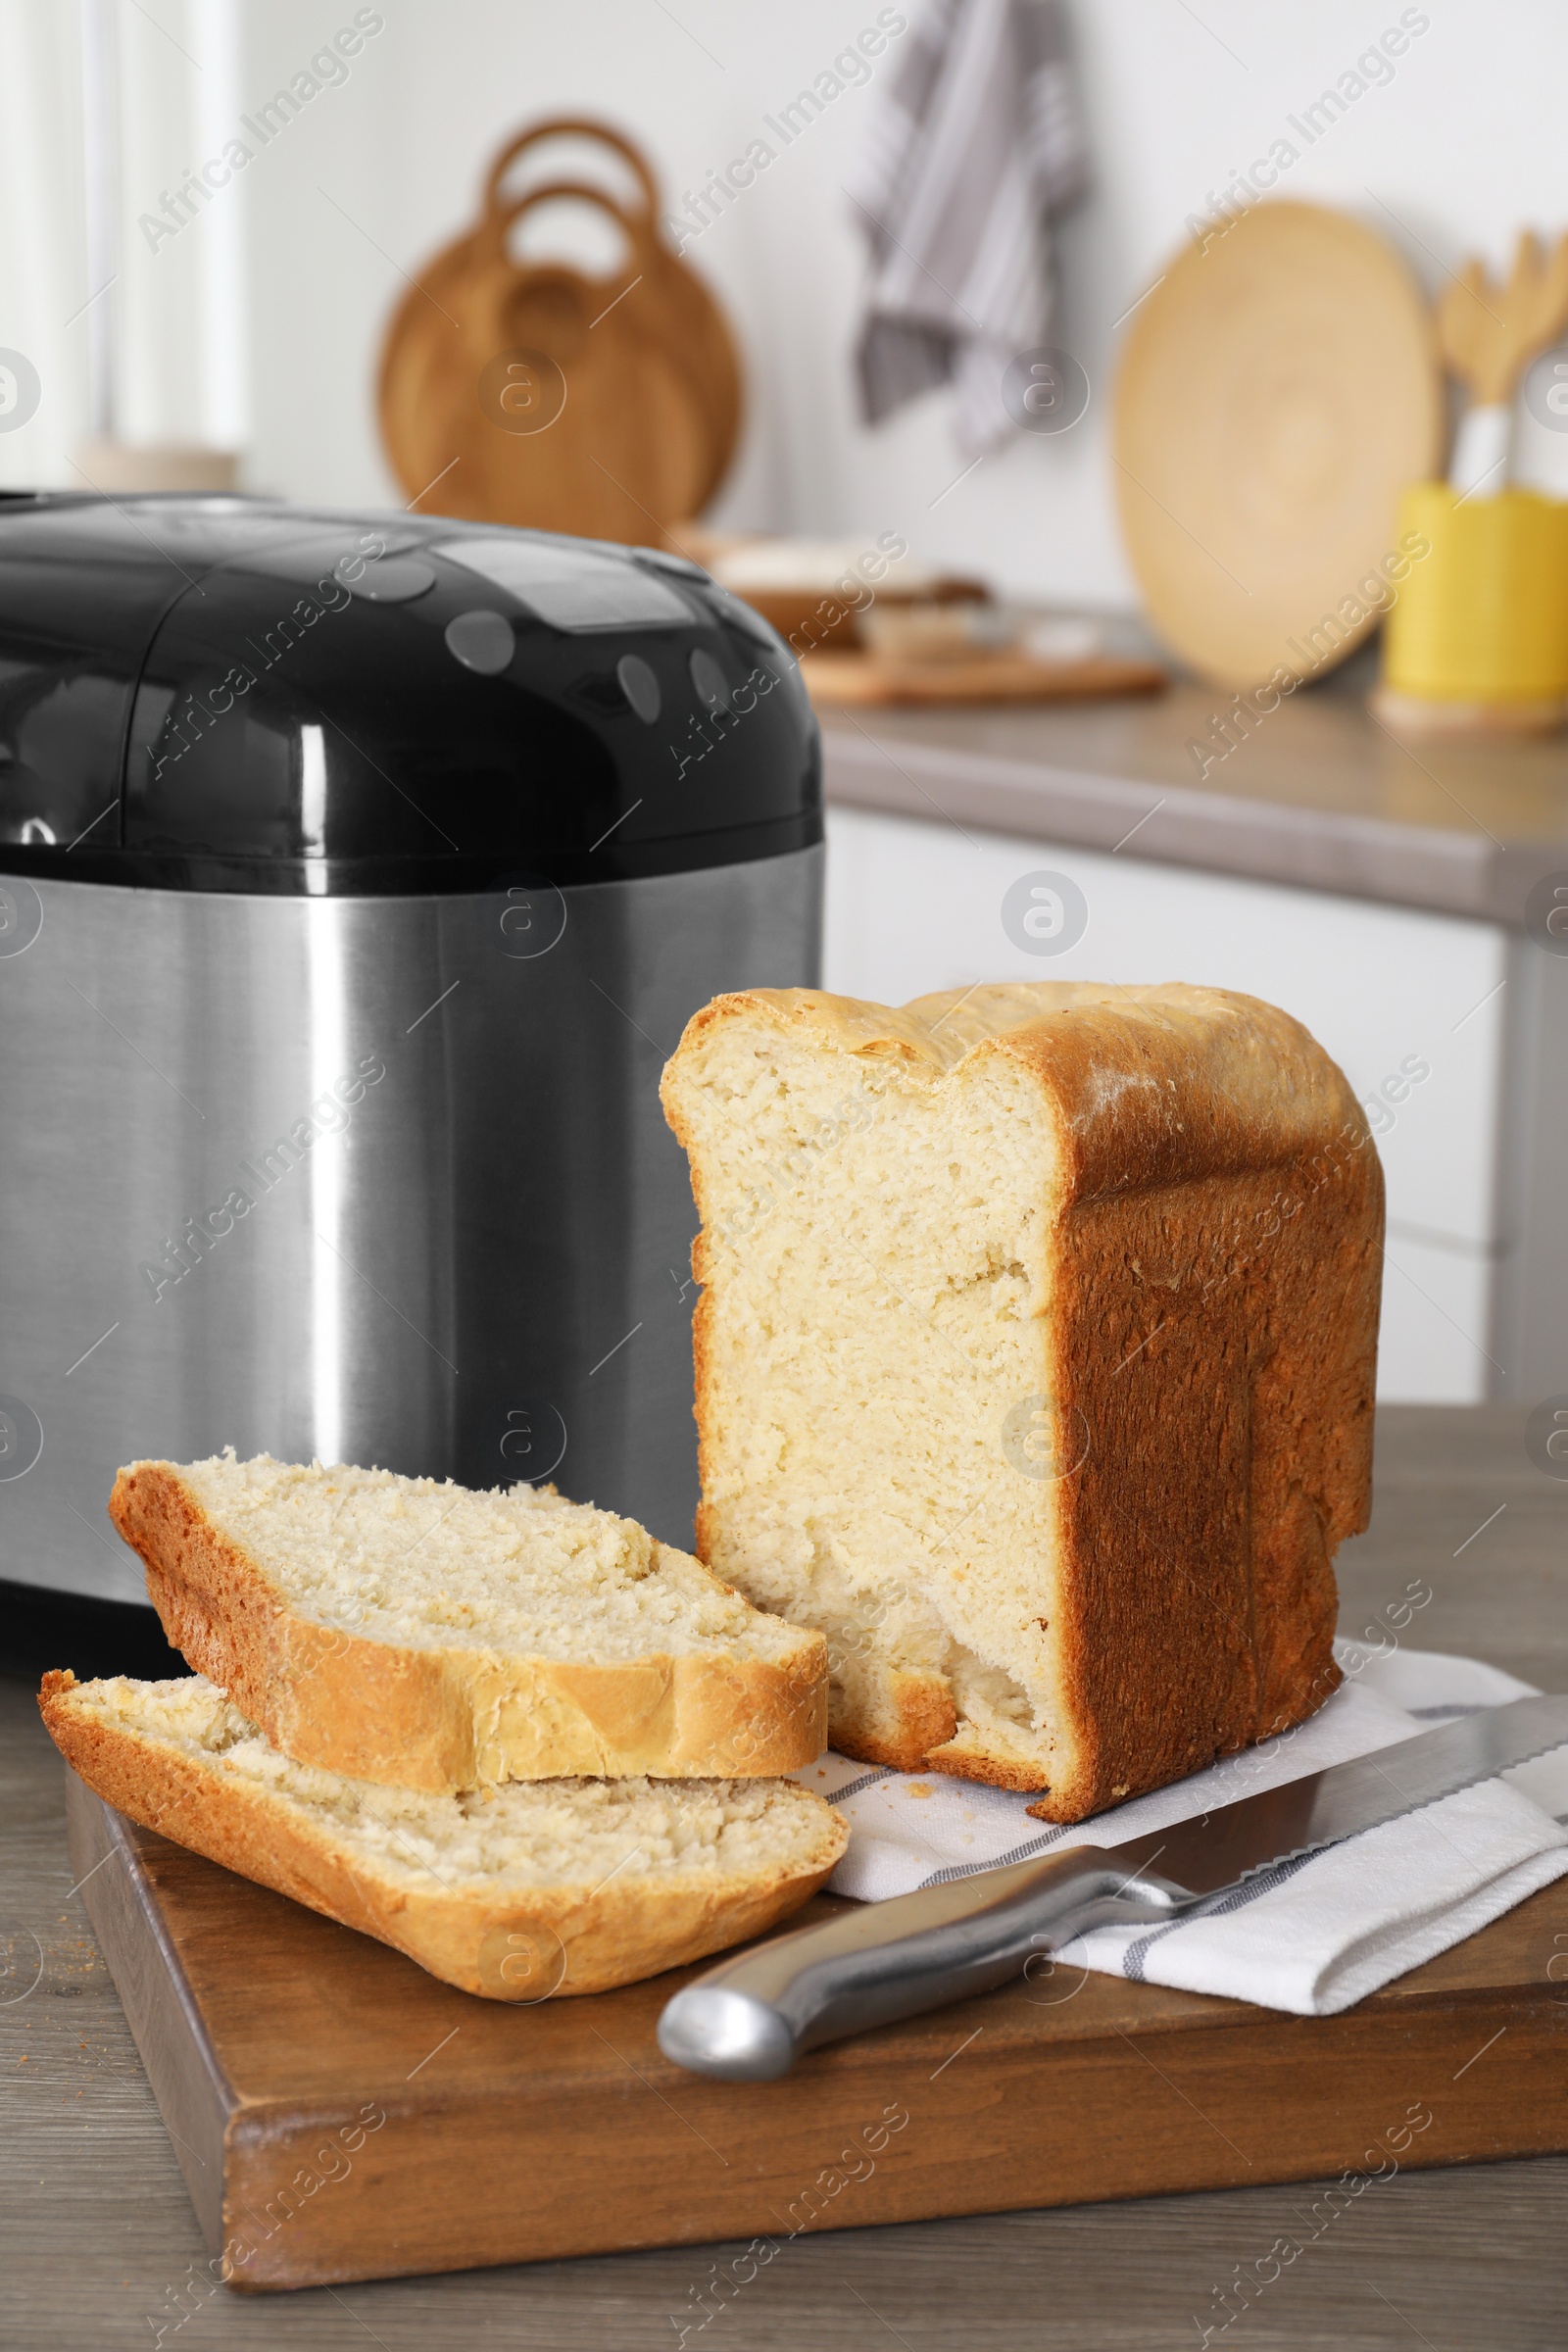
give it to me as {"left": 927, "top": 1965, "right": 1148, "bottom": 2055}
{"left": 0, "top": 494, "right": 821, "bottom": 1604}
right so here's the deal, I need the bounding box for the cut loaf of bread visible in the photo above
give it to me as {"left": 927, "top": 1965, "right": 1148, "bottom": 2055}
{"left": 662, "top": 981, "right": 1383, "bottom": 1822}
{"left": 109, "top": 1455, "right": 827, "bottom": 1790}
{"left": 40, "top": 1671, "right": 847, "bottom": 1998}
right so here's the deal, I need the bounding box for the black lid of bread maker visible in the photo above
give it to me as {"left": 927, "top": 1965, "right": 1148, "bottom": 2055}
{"left": 0, "top": 494, "right": 821, "bottom": 892}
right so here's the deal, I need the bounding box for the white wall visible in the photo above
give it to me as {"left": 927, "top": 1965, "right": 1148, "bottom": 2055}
{"left": 9, "top": 1, "right": 1568, "bottom": 586}
{"left": 237, "top": 0, "right": 1568, "bottom": 586}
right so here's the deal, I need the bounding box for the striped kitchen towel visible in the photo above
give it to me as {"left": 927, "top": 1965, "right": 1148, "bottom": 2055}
{"left": 849, "top": 0, "right": 1089, "bottom": 454}
{"left": 791, "top": 1644, "right": 1568, "bottom": 2016}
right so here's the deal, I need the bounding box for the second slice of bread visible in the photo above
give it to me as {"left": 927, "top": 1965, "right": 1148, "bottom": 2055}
{"left": 40, "top": 1670, "right": 847, "bottom": 1998}
{"left": 110, "top": 1454, "right": 827, "bottom": 1790}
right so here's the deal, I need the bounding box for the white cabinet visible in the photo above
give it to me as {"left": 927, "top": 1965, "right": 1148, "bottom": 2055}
{"left": 823, "top": 805, "right": 1508, "bottom": 1403}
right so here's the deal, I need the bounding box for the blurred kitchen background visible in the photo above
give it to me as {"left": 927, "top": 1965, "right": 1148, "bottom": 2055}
{"left": 3, "top": 0, "right": 1567, "bottom": 1410}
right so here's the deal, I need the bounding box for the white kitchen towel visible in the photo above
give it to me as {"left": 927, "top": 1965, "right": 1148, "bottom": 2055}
{"left": 850, "top": 0, "right": 1089, "bottom": 455}
{"left": 792, "top": 1645, "right": 1568, "bottom": 2016}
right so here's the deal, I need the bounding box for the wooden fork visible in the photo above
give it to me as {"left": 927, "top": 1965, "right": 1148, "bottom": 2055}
{"left": 1438, "top": 229, "right": 1568, "bottom": 492}
{"left": 1439, "top": 229, "right": 1568, "bottom": 407}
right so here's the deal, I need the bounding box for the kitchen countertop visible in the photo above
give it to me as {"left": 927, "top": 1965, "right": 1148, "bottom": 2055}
{"left": 820, "top": 648, "right": 1568, "bottom": 926}
{"left": 3, "top": 1404, "right": 1566, "bottom": 2352}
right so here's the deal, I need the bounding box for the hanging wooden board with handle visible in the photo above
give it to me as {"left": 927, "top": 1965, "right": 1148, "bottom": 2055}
{"left": 68, "top": 1774, "right": 1568, "bottom": 2295}
{"left": 377, "top": 118, "right": 742, "bottom": 543}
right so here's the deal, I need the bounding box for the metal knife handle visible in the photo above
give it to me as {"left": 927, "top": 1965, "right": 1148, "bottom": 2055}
{"left": 658, "top": 1844, "right": 1186, "bottom": 2080}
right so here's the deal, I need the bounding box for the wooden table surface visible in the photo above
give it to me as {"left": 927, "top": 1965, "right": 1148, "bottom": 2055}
{"left": 3, "top": 1404, "right": 1566, "bottom": 2350}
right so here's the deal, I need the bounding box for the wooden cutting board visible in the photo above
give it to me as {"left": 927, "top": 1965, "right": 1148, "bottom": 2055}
{"left": 68, "top": 1773, "right": 1568, "bottom": 2295}
{"left": 800, "top": 651, "right": 1167, "bottom": 706}
{"left": 377, "top": 118, "right": 741, "bottom": 544}
{"left": 1113, "top": 200, "right": 1442, "bottom": 691}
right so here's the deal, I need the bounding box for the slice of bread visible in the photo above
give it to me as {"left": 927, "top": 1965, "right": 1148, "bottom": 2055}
{"left": 661, "top": 980, "right": 1383, "bottom": 1821}
{"left": 109, "top": 1455, "right": 827, "bottom": 1790}
{"left": 40, "top": 1670, "right": 847, "bottom": 1998}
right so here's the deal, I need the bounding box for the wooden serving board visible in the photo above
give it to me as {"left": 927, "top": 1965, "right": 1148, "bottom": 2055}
{"left": 69, "top": 1772, "right": 1568, "bottom": 2295}
{"left": 799, "top": 649, "right": 1167, "bottom": 706}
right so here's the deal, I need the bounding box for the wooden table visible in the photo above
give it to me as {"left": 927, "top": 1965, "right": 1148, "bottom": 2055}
{"left": 3, "top": 1405, "right": 1566, "bottom": 2350}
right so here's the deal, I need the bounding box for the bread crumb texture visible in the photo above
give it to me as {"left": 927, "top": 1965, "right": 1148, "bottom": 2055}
{"left": 171, "top": 1452, "right": 801, "bottom": 1664}
{"left": 662, "top": 980, "right": 1383, "bottom": 1822}
{"left": 109, "top": 1454, "right": 830, "bottom": 1788}
{"left": 39, "top": 1670, "right": 847, "bottom": 1996}
{"left": 57, "top": 1673, "right": 827, "bottom": 1880}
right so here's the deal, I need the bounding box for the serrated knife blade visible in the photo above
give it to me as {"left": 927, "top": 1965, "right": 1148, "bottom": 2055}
{"left": 1106, "top": 1691, "right": 1568, "bottom": 1896}
{"left": 660, "top": 1694, "right": 1568, "bottom": 2080}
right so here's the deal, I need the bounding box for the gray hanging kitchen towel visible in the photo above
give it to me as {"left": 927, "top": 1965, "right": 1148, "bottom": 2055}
{"left": 850, "top": 0, "right": 1089, "bottom": 456}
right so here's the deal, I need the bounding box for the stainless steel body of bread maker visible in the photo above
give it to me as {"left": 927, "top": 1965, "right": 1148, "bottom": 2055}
{"left": 0, "top": 496, "right": 821, "bottom": 1604}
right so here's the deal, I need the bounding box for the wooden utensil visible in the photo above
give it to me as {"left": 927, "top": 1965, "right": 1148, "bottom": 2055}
{"left": 1439, "top": 230, "right": 1568, "bottom": 495}
{"left": 377, "top": 118, "right": 742, "bottom": 543}
{"left": 1113, "top": 201, "right": 1442, "bottom": 691}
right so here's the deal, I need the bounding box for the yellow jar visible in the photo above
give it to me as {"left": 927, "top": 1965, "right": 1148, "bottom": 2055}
{"left": 1379, "top": 481, "right": 1568, "bottom": 730}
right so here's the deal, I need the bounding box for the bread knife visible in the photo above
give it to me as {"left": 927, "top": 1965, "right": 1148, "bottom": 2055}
{"left": 659, "top": 1694, "right": 1568, "bottom": 2080}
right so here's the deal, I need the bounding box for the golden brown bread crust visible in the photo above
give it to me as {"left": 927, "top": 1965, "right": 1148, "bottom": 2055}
{"left": 662, "top": 982, "right": 1381, "bottom": 1822}
{"left": 38, "top": 1670, "right": 847, "bottom": 1999}
{"left": 109, "top": 1464, "right": 828, "bottom": 1791}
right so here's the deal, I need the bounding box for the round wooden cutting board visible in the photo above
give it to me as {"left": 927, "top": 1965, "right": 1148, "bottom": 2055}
{"left": 1113, "top": 201, "right": 1442, "bottom": 690}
